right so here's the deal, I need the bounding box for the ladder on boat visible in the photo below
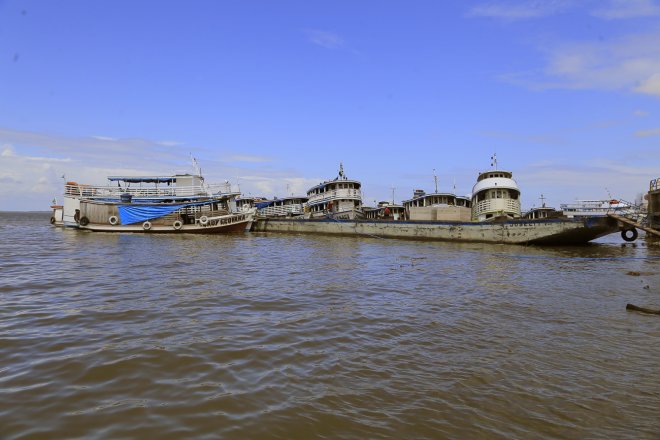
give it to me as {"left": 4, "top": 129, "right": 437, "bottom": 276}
{"left": 607, "top": 213, "right": 660, "bottom": 238}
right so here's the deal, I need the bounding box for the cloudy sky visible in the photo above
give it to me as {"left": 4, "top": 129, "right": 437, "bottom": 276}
{"left": 1, "top": 0, "right": 659, "bottom": 210}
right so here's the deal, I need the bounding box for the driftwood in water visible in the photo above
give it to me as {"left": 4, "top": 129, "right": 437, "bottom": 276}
{"left": 626, "top": 304, "right": 660, "bottom": 315}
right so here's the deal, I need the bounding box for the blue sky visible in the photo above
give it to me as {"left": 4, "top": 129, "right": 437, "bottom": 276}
{"left": 1, "top": 0, "right": 659, "bottom": 210}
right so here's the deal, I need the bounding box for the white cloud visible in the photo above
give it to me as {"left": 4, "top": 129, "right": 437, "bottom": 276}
{"left": 634, "top": 127, "right": 660, "bottom": 137}
{"left": 634, "top": 72, "right": 660, "bottom": 96}
{"left": 1, "top": 144, "right": 15, "bottom": 156}
{"left": 592, "top": 0, "right": 660, "bottom": 19}
{"left": 633, "top": 109, "right": 650, "bottom": 117}
{"left": 516, "top": 157, "right": 656, "bottom": 209}
{"left": 469, "top": 0, "right": 571, "bottom": 20}
{"left": 305, "top": 29, "right": 344, "bottom": 49}
{"left": 226, "top": 154, "right": 272, "bottom": 163}
{"left": 0, "top": 127, "right": 317, "bottom": 210}
{"left": 501, "top": 30, "right": 660, "bottom": 98}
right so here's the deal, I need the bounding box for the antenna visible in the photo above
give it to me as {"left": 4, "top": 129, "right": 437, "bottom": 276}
{"left": 490, "top": 153, "right": 498, "bottom": 170}
{"left": 190, "top": 153, "right": 202, "bottom": 177}
{"left": 339, "top": 162, "right": 344, "bottom": 179}
{"left": 433, "top": 169, "right": 438, "bottom": 193}
{"left": 453, "top": 177, "right": 456, "bottom": 193}
{"left": 539, "top": 194, "right": 546, "bottom": 208}
{"left": 391, "top": 185, "right": 396, "bottom": 204}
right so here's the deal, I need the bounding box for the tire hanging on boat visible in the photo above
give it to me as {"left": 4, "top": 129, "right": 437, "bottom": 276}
{"left": 142, "top": 221, "right": 152, "bottom": 230}
{"left": 621, "top": 228, "right": 638, "bottom": 242}
{"left": 173, "top": 220, "right": 183, "bottom": 230}
{"left": 199, "top": 215, "right": 209, "bottom": 226}
{"left": 50, "top": 216, "right": 56, "bottom": 224}
{"left": 109, "top": 216, "right": 119, "bottom": 225}
{"left": 79, "top": 216, "right": 89, "bottom": 226}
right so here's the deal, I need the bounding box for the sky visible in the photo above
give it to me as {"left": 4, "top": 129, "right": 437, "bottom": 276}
{"left": 1, "top": 0, "right": 659, "bottom": 211}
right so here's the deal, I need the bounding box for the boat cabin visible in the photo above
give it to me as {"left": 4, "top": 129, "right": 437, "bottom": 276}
{"left": 471, "top": 170, "right": 521, "bottom": 221}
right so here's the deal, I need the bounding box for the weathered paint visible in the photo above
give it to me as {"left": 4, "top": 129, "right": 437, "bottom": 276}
{"left": 252, "top": 216, "right": 619, "bottom": 245}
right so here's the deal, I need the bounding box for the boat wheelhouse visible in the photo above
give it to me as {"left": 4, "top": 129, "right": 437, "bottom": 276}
{"left": 523, "top": 206, "right": 561, "bottom": 220}
{"left": 363, "top": 201, "right": 407, "bottom": 220}
{"left": 306, "top": 163, "right": 363, "bottom": 219}
{"left": 236, "top": 196, "right": 267, "bottom": 212}
{"left": 471, "top": 169, "right": 521, "bottom": 221}
{"left": 402, "top": 189, "right": 472, "bottom": 221}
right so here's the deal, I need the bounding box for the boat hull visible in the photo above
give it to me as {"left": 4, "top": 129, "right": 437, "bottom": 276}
{"left": 79, "top": 219, "right": 250, "bottom": 234}
{"left": 252, "top": 216, "right": 620, "bottom": 245}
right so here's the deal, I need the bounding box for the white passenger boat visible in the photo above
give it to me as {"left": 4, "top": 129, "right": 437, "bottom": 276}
{"left": 306, "top": 163, "right": 364, "bottom": 219}
{"left": 60, "top": 172, "right": 255, "bottom": 233}
{"left": 560, "top": 199, "right": 636, "bottom": 218}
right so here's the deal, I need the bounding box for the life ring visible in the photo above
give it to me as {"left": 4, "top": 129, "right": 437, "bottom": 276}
{"left": 199, "top": 215, "right": 209, "bottom": 226}
{"left": 50, "top": 216, "right": 56, "bottom": 224}
{"left": 621, "top": 228, "right": 638, "bottom": 242}
{"left": 142, "top": 221, "right": 152, "bottom": 230}
{"left": 79, "top": 216, "right": 89, "bottom": 226}
{"left": 109, "top": 216, "right": 119, "bottom": 225}
{"left": 173, "top": 220, "right": 183, "bottom": 230}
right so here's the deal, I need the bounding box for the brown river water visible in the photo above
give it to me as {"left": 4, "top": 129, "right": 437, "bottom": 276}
{"left": 1, "top": 212, "right": 658, "bottom": 439}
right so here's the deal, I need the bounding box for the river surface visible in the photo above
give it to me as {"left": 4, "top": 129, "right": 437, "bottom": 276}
{"left": 1, "top": 212, "right": 658, "bottom": 439}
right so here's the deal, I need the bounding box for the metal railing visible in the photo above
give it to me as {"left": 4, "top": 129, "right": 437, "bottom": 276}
{"left": 307, "top": 189, "right": 362, "bottom": 205}
{"left": 258, "top": 205, "right": 304, "bottom": 217}
{"left": 64, "top": 182, "right": 237, "bottom": 199}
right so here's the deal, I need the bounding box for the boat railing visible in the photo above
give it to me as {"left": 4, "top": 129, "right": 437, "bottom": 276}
{"left": 307, "top": 188, "right": 362, "bottom": 205}
{"left": 258, "top": 204, "right": 304, "bottom": 217}
{"left": 64, "top": 183, "right": 212, "bottom": 198}
{"left": 474, "top": 198, "right": 520, "bottom": 215}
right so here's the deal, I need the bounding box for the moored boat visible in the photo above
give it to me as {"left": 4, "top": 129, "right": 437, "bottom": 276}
{"left": 560, "top": 199, "right": 637, "bottom": 218}
{"left": 306, "top": 163, "right": 364, "bottom": 219}
{"left": 76, "top": 197, "right": 253, "bottom": 233}
{"left": 253, "top": 160, "right": 621, "bottom": 245}
{"left": 59, "top": 171, "right": 255, "bottom": 233}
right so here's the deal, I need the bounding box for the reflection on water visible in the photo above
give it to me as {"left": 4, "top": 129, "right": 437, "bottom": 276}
{"left": 0, "top": 212, "right": 658, "bottom": 439}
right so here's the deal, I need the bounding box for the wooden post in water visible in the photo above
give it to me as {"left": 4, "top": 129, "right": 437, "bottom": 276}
{"left": 626, "top": 304, "right": 660, "bottom": 315}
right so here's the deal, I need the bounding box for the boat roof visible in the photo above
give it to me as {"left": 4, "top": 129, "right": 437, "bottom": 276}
{"left": 307, "top": 178, "right": 361, "bottom": 192}
{"left": 402, "top": 192, "right": 467, "bottom": 203}
{"left": 107, "top": 174, "right": 199, "bottom": 183}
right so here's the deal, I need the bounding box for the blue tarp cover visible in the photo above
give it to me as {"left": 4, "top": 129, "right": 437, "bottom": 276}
{"left": 117, "top": 201, "right": 214, "bottom": 225}
{"left": 255, "top": 201, "right": 274, "bottom": 209}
